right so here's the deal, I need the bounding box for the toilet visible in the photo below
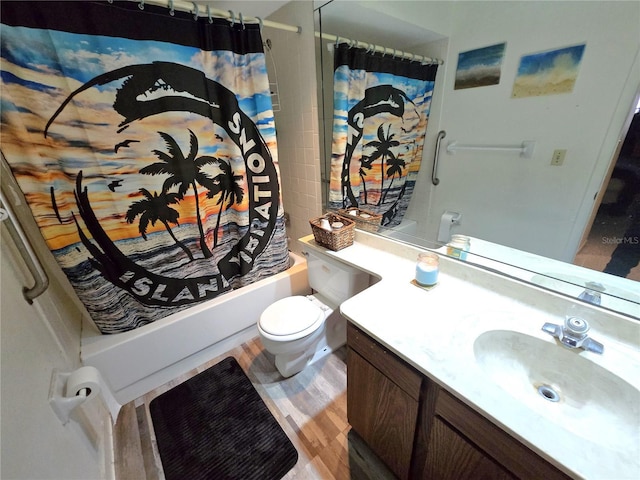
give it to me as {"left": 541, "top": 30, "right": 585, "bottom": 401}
{"left": 257, "top": 247, "right": 370, "bottom": 377}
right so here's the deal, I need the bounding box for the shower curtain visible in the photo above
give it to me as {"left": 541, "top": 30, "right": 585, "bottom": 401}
{"left": 328, "top": 43, "right": 438, "bottom": 227}
{"left": 0, "top": 1, "right": 289, "bottom": 334}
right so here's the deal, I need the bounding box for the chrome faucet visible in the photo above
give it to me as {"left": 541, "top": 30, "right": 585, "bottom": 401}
{"left": 542, "top": 316, "right": 604, "bottom": 354}
{"left": 578, "top": 281, "right": 605, "bottom": 306}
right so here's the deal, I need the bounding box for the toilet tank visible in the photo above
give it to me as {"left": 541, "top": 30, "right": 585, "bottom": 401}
{"left": 303, "top": 248, "right": 370, "bottom": 307}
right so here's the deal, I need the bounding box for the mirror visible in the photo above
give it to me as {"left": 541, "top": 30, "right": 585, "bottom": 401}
{"left": 314, "top": 0, "right": 639, "bottom": 319}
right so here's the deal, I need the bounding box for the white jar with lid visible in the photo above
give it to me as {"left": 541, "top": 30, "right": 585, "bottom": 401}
{"left": 446, "top": 234, "right": 470, "bottom": 260}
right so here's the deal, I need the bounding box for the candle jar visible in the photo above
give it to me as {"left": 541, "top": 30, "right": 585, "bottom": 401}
{"left": 446, "top": 234, "right": 470, "bottom": 260}
{"left": 415, "top": 252, "right": 439, "bottom": 287}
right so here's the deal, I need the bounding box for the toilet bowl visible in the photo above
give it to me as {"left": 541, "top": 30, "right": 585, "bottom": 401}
{"left": 257, "top": 246, "right": 370, "bottom": 377}
{"left": 258, "top": 295, "right": 333, "bottom": 378}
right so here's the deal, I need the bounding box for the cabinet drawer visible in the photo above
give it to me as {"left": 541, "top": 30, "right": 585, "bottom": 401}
{"left": 347, "top": 323, "right": 421, "bottom": 400}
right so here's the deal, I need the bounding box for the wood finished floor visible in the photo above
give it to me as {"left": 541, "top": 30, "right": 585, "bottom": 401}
{"left": 114, "top": 337, "right": 396, "bottom": 479}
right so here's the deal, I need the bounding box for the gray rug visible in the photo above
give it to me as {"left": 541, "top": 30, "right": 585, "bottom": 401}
{"left": 150, "top": 356, "right": 298, "bottom": 480}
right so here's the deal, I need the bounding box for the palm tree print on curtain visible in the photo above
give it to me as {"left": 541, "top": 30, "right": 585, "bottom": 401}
{"left": 0, "top": 2, "right": 289, "bottom": 334}
{"left": 209, "top": 159, "right": 244, "bottom": 249}
{"left": 328, "top": 43, "right": 439, "bottom": 227}
{"left": 126, "top": 188, "right": 195, "bottom": 262}
{"left": 142, "top": 130, "right": 218, "bottom": 258}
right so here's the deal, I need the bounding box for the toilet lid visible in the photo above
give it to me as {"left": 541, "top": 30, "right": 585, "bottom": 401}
{"left": 259, "top": 296, "right": 323, "bottom": 336}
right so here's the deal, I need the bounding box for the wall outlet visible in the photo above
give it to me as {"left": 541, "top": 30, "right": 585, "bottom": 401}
{"left": 551, "top": 149, "right": 566, "bottom": 166}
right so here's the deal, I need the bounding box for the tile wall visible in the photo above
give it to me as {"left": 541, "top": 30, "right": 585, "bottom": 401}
{"left": 265, "top": 1, "right": 323, "bottom": 253}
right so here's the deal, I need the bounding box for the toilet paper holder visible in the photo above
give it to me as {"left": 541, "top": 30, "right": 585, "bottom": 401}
{"left": 48, "top": 366, "right": 121, "bottom": 425}
{"left": 48, "top": 369, "right": 88, "bottom": 425}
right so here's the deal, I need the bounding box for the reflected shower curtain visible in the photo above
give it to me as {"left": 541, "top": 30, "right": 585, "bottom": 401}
{"left": 0, "top": 1, "right": 289, "bottom": 334}
{"left": 328, "top": 43, "right": 438, "bottom": 227}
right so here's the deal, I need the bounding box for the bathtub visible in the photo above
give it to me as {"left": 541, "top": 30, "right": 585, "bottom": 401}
{"left": 380, "top": 219, "right": 418, "bottom": 242}
{"left": 81, "top": 251, "right": 309, "bottom": 404}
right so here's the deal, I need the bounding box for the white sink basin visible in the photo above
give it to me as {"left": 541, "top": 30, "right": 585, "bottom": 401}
{"left": 473, "top": 330, "right": 640, "bottom": 449}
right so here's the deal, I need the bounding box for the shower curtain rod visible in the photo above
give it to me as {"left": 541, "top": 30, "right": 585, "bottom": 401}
{"left": 130, "top": 0, "right": 302, "bottom": 33}
{"left": 315, "top": 31, "right": 443, "bottom": 65}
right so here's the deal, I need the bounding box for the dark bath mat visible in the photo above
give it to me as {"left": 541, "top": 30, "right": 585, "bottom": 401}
{"left": 149, "top": 356, "right": 298, "bottom": 480}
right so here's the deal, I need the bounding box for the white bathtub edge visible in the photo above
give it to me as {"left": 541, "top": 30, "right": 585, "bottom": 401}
{"left": 113, "top": 324, "right": 260, "bottom": 405}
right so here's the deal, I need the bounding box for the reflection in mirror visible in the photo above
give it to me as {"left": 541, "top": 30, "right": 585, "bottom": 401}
{"left": 314, "top": 0, "right": 639, "bottom": 319}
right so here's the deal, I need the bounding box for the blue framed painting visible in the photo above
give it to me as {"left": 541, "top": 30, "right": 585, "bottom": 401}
{"left": 455, "top": 42, "right": 506, "bottom": 90}
{"left": 512, "top": 44, "right": 586, "bottom": 98}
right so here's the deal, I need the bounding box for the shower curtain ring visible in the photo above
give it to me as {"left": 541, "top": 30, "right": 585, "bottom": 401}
{"left": 411, "top": 52, "right": 416, "bottom": 62}
{"left": 239, "top": 12, "right": 245, "bottom": 29}
{"left": 393, "top": 48, "right": 397, "bottom": 58}
{"left": 138, "top": 0, "right": 144, "bottom": 10}
{"left": 228, "top": 10, "right": 235, "bottom": 26}
{"left": 335, "top": 36, "right": 341, "bottom": 47}
{"left": 382, "top": 47, "right": 387, "bottom": 57}
{"left": 192, "top": 2, "right": 199, "bottom": 20}
{"left": 168, "top": 0, "right": 174, "bottom": 16}
{"left": 207, "top": 5, "right": 212, "bottom": 23}
{"left": 257, "top": 17, "right": 263, "bottom": 34}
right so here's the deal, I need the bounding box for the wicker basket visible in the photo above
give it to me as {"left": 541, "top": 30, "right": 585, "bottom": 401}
{"left": 337, "top": 207, "right": 382, "bottom": 233}
{"left": 309, "top": 213, "right": 355, "bottom": 251}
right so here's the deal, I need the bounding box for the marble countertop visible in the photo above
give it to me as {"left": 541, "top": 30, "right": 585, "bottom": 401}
{"left": 299, "top": 231, "right": 640, "bottom": 480}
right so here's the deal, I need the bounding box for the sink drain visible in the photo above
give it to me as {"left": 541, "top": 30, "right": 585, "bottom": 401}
{"left": 537, "top": 385, "right": 560, "bottom": 402}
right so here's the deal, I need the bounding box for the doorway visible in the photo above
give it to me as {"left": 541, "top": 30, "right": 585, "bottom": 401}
{"left": 573, "top": 99, "right": 640, "bottom": 281}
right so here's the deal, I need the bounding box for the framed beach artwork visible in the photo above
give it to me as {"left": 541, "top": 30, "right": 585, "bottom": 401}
{"left": 454, "top": 42, "right": 506, "bottom": 90}
{"left": 512, "top": 44, "right": 586, "bottom": 98}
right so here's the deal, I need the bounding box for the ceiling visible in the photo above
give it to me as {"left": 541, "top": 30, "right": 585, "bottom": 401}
{"left": 202, "top": 1, "right": 443, "bottom": 51}
{"left": 314, "top": 0, "right": 444, "bottom": 50}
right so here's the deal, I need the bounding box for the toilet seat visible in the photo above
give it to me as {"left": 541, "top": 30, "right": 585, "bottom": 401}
{"left": 259, "top": 296, "right": 324, "bottom": 341}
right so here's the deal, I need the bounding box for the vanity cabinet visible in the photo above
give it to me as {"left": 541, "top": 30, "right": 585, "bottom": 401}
{"left": 346, "top": 323, "right": 572, "bottom": 480}
{"left": 346, "top": 322, "right": 422, "bottom": 479}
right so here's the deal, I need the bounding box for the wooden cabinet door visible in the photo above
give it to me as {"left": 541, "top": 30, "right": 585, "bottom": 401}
{"left": 346, "top": 323, "right": 572, "bottom": 480}
{"left": 347, "top": 348, "right": 419, "bottom": 480}
{"left": 425, "top": 417, "right": 515, "bottom": 480}
{"left": 435, "top": 390, "right": 572, "bottom": 480}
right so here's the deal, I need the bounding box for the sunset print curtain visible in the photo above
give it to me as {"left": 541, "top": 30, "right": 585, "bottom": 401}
{"left": 328, "top": 43, "right": 438, "bottom": 227}
{"left": 0, "top": 1, "right": 289, "bottom": 334}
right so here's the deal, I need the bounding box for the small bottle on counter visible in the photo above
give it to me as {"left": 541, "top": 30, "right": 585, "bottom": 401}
{"left": 446, "top": 234, "right": 470, "bottom": 260}
{"left": 415, "top": 252, "right": 439, "bottom": 287}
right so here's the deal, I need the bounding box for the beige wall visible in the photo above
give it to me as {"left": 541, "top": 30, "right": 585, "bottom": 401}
{"left": 365, "top": 1, "right": 640, "bottom": 261}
